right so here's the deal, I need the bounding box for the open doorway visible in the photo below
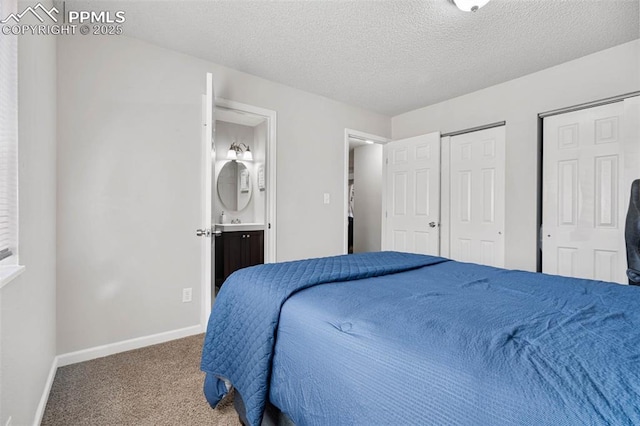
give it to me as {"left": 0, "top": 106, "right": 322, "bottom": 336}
{"left": 343, "top": 129, "right": 390, "bottom": 254}
{"left": 199, "top": 76, "right": 277, "bottom": 327}
{"left": 212, "top": 108, "right": 268, "bottom": 296}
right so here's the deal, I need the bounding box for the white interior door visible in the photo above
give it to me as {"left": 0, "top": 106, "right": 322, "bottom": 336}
{"left": 200, "top": 73, "right": 215, "bottom": 326}
{"left": 543, "top": 99, "right": 639, "bottom": 284}
{"left": 383, "top": 132, "right": 441, "bottom": 255}
{"left": 447, "top": 126, "right": 506, "bottom": 267}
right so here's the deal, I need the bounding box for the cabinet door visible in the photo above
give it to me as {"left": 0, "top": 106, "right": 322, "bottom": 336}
{"left": 222, "top": 232, "right": 246, "bottom": 279}
{"left": 217, "top": 231, "right": 266, "bottom": 284}
{"left": 245, "top": 231, "right": 264, "bottom": 267}
{"left": 214, "top": 234, "right": 224, "bottom": 288}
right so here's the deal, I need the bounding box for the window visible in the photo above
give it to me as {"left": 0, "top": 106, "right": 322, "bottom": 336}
{"left": 0, "top": 0, "right": 19, "bottom": 267}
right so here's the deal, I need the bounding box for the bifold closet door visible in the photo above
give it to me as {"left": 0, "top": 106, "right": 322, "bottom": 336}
{"left": 446, "top": 126, "right": 506, "bottom": 267}
{"left": 542, "top": 98, "right": 640, "bottom": 284}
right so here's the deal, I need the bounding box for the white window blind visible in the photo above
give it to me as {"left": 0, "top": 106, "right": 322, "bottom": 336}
{"left": 0, "top": 0, "right": 18, "bottom": 262}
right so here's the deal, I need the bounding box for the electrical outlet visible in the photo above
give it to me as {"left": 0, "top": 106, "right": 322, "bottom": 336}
{"left": 5, "top": 416, "right": 12, "bottom": 426}
{"left": 182, "top": 288, "right": 192, "bottom": 303}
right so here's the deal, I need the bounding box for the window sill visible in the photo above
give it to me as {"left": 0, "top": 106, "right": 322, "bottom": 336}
{"left": 0, "top": 265, "right": 25, "bottom": 289}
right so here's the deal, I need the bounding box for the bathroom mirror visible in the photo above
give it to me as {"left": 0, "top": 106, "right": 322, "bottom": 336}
{"left": 217, "top": 161, "right": 252, "bottom": 212}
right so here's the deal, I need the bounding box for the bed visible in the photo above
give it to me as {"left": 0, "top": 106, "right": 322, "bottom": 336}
{"left": 201, "top": 251, "right": 640, "bottom": 425}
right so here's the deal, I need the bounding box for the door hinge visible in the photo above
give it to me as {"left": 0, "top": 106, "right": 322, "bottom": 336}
{"left": 268, "top": 223, "right": 271, "bottom": 229}
{"left": 385, "top": 157, "right": 389, "bottom": 165}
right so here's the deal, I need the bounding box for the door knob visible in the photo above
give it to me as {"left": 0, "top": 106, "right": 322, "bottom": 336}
{"left": 428, "top": 222, "right": 437, "bottom": 228}
{"left": 196, "top": 228, "right": 211, "bottom": 237}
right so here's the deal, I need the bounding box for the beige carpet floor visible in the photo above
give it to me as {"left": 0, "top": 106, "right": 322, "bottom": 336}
{"left": 41, "top": 334, "right": 241, "bottom": 426}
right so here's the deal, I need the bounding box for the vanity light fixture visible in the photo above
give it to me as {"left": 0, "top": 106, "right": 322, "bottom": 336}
{"left": 451, "top": 0, "right": 490, "bottom": 12}
{"left": 227, "top": 140, "right": 253, "bottom": 161}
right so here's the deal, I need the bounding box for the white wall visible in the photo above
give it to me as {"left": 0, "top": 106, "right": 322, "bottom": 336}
{"left": 353, "top": 144, "right": 383, "bottom": 253}
{"left": 1, "top": 8, "right": 57, "bottom": 425}
{"left": 57, "top": 35, "right": 389, "bottom": 354}
{"left": 392, "top": 39, "right": 640, "bottom": 272}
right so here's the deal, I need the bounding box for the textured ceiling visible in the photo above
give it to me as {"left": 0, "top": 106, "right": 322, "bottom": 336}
{"left": 63, "top": 0, "right": 639, "bottom": 116}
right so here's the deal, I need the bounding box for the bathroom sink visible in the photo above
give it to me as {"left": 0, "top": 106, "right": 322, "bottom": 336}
{"left": 215, "top": 223, "right": 266, "bottom": 232}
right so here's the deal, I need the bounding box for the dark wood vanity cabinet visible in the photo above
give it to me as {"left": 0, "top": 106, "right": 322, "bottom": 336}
{"left": 215, "top": 230, "right": 264, "bottom": 289}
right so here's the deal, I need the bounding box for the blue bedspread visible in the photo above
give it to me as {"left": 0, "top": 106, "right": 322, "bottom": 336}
{"left": 200, "top": 251, "right": 447, "bottom": 426}
{"left": 270, "top": 260, "right": 640, "bottom": 425}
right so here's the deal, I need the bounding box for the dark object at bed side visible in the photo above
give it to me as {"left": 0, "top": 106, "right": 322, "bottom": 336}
{"left": 626, "top": 179, "right": 640, "bottom": 285}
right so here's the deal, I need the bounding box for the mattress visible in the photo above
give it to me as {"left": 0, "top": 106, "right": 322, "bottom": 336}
{"left": 268, "top": 261, "right": 640, "bottom": 425}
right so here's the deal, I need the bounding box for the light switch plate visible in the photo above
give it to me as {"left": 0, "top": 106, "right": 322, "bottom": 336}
{"left": 323, "top": 193, "right": 330, "bottom": 204}
{"left": 182, "top": 288, "right": 192, "bottom": 303}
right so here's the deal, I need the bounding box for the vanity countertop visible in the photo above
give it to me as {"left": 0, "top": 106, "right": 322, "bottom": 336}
{"left": 215, "top": 223, "right": 265, "bottom": 232}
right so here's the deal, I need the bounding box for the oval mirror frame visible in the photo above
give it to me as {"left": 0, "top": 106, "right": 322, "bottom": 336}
{"left": 217, "top": 161, "right": 252, "bottom": 212}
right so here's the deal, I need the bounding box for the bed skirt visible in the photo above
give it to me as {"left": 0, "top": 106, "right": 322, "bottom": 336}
{"left": 233, "top": 391, "right": 295, "bottom": 426}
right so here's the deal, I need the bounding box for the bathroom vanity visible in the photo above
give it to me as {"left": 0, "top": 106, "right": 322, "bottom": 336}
{"left": 214, "top": 224, "right": 265, "bottom": 289}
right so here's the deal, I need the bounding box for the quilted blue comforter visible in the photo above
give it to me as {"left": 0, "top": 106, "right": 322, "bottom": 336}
{"left": 269, "top": 260, "right": 640, "bottom": 425}
{"left": 200, "top": 251, "right": 446, "bottom": 426}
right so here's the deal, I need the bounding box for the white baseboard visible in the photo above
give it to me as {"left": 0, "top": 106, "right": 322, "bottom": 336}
{"left": 32, "top": 355, "right": 58, "bottom": 426}
{"left": 30, "top": 325, "right": 203, "bottom": 426}
{"left": 57, "top": 325, "right": 203, "bottom": 367}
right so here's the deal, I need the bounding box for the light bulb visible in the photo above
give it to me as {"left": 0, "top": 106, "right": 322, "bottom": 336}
{"left": 453, "top": 0, "right": 490, "bottom": 12}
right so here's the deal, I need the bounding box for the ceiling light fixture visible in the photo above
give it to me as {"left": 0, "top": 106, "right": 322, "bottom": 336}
{"left": 452, "top": 0, "right": 490, "bottom": 12}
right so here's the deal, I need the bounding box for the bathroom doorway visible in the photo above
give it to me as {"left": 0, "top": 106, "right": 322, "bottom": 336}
{"left": 212, "top": 102, "right": 277, "bottom": 298}
{"left": 199, "top": 77, "right": 277, "bottom": 324}
{"left": 343, "top": 129, "right": 389, "bottom": 254}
